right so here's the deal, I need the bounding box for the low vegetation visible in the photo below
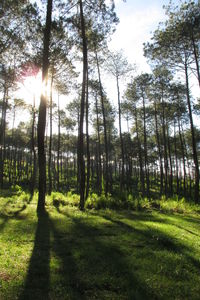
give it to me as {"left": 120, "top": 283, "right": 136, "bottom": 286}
{"left": 0, "top": 189, "right": 200, "bottom": 299}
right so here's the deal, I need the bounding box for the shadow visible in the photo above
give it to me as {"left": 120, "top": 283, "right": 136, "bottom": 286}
{"left": 49, "top": 219, "right": 87, "bottom": 300}
{"left": 6, "top": 202, "right": 199, "bottom": 299}
{"left": 0, "top": 202, "right": 29, "bottom": 233}
{"left": 95, "top": 210, "right": 200, "bottom": 271}
{"left": 52, "top": 206, "right": 151, "bottom": 299}
{"left": 0, "top": 215, "right": 9, "bottom": 232}
{"left": 19, "top": 211, "right": 50, "bottom": 300}
{"left": 0, "top": 195, "right": 31, "bottom": 219}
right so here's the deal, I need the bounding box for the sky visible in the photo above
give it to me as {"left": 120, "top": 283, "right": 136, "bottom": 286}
{"left": 103, "top": 0, "right": 175, "bottom": 119}
{"left": 105, "top": 0, "right": 199, "bottom": 124}
{"left": 108, "top": 0, "right": 174, "bottom": 72}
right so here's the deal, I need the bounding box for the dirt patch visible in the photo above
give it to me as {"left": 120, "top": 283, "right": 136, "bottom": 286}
{"left": 0, "top": 271, "right": 12, "bottom": 281}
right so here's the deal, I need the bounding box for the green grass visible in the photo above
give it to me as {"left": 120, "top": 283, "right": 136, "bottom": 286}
{"left": 0, "top": 190, "right": 200, "bottom": 299}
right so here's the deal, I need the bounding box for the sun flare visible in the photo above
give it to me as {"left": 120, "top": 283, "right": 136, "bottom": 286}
{"left": 18, "top": 71, "right": 51, "bottom": 107}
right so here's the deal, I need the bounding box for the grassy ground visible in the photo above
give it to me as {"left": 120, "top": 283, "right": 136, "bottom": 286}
{"left": 0, "top": 190, "right": 200, "bottom": 299}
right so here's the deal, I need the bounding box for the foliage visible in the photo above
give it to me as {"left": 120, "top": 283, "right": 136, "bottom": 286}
{"left": 46, "top": 191, "right": 80, "bottom": 208}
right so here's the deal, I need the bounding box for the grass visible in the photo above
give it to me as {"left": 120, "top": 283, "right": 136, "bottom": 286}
{"left": 0, "top": 190, "right": 200, "bottom": 299}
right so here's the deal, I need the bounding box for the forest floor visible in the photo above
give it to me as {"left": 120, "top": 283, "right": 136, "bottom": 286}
{"left": 0, "top": 189, "right": 200, "bottom": 299}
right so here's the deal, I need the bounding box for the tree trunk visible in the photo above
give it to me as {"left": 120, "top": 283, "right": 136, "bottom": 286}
{"left": 57, "top": 93, "right": 60, "bottom": 191}
{"left": 142, "top": 92, "right": 149, "bottom": 196}
{"left": 116, "top": 75, "right": 125, "bottom": 192}
{"left": 37, "top": 0, "right": 53, "bottom": 213}
{"left": 48, "top": 73, "right": 53, "bottom": 195}
{"left": 174, "top": 121, "right": 179, "bottom": 195}
{"left": 30, "top": 94, "right": 37, "bottom": 196}
{"left": 95, "top": 49, "right": 109, "bottom": 196}
{"left": 154, "top": 101, "right": 163, "bottom": 195}
{"left": 161, "top": 94, "right": 168, "bottom": 196}
{"left": 184, "top": 57, "right": 199, "bottom": 203}
{"left": 95, "top": 93, "right": 102, "bottom": 195}
{"left": 191, "top": 29, "right": 200, "bottom": 87}
{"left": 79, "top": 0, "right": 87, "bottom": 210}
{"left": 167, "top": 125, "right": 173, "bottom": 195}
{"left": 135, "top": 108, "right": 145, "bottom": 196}
{"left": 85, "top": 68, "right": 90, "bottom": 199}
{"left": 0, "top": 84, "right": 8, "bottom": 188}
{"left": 178, "top": 117, "right": 186, "bottom": 196}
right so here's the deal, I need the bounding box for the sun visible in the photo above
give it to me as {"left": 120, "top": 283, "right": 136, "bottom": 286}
{"left": 17, "top": 70, "right": 52, "bottom": 108}
{"left": 17, "top": 71, "right": 42, "bottom": 107}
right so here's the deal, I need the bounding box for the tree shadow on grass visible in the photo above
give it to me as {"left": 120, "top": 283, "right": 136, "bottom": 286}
{"left": 49, "top": 218, "right": 88, "bottom": 300}
{"left": 0, "top": 201, "right": 30, "bottom": 233}
{"left": 17, "top": 204, "right": 200, "bottom": 300}
{"left": 98, "top": 210, "right": 200, "bottom": 271}
{"left": 53, "top": 206, "right": 151, "bottom": 299}
{"left": 19, "top": 211, "right": 50, "bottom": 300}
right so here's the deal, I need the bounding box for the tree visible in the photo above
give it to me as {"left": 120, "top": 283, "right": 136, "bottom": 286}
{"left": 37, "top": 0, "right": 53, "bottom": 213}
{"left": 144, "top": 3, "right": 200, "bottom": 202}
{"left": 106, "top": 50, "right": 133, "bottom": 192}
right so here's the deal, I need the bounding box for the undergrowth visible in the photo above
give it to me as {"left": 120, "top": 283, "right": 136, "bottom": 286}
{"left": 0, "top": 188, "right": 200, "bottom": 299}
{"left": 45, "top": 190, "right": 200, "bottom": 214}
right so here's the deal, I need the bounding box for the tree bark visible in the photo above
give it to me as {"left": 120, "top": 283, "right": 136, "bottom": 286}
{"left": 116, "top": 75, "right": 125, "bottom": 192}
{"left": 135, "top": 107, "right": 145, "bottom": 196}
{"left": 79, "top": 0, "right": 88, "bottom": 210}
{"left": 85, "top": 68, "right": 90, "bottom": 199}
{"left": 95, "top": 49, "right": 109, "bottom": 196}
{"left": 184, "top": 57, "right": 199, "bottom": 202}
{"left": 48, "top": 73, "right": 53, "bottom": 195}
{"left": 57, "top": 93, "right": 61, "bottom": 191}
{"left": 95, "top": 93, "right": 102, "bottom": 195}
{"left": 154, "top": 101, "right": 163, "bottom": 195}
{"left": 178, "top": 117, "right": 186, "bottom": 196}
{"left": 30, "top": 94, "right": 37, "bottom": 196}
{"left": 142, "top": 92, "right": 149, "bottom": 196}
{"left": 37, "top": 0, "right": 53, "bottom": 213}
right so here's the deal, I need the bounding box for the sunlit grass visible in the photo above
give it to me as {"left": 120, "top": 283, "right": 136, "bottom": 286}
{"left": 0, "top": 189, "right": 200, "bottom": 299}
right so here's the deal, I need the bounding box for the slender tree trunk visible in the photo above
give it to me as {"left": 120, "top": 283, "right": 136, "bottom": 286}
{"left": 79, "top": 0, "right": 87, "bottom": 210}
{"left": 178, "top": 117, "right": 186, "bottom": 196}
{"left": 154, "top": 101, "right": 163, "bottom": 195}
{"left": 85, "top": 68, "right": 90, "bottom": 199}
{"left": 0, "top": 86, "right": 8, "bottom": 188}
{"left": 57, "top": 93, "right": 60, "bottom": 191}
{"left": 37, "top": 0, "right": 53, "bottom": 213}
{"left": 191, "top": 30, "right": 200, "bottom": 87}
{"left": 167, "top": 125, "right": 173, "bottom": 195}
{"left": 161, "top": 95, "right": 168, "bottom": 195}
{"left": 184, "top": 58, "right": 199, "bottom": 203}
{"left": 30, "top": 94, "right": 37, "bottom": 195}
{"left": 76, "top": 109, "right": 80, "bottom": 193}
{"left": 142, "top": 93, "right": 149, "bottom": 196}
{"left": 95, "top": 94, "right": 102, "bottom": 195}
{"left": 135, "top": 108, "right": 145, "bottom": 196}
{"left": 95, "top": 49, "right": 109, "bottom": 196}
{"left": 48, "top": 73, "right": 53, "bottom": 195}
{"left": 174, "top": 121, "right": 179, "bottom": 195}
{"left": 8, "top": 103, "right": 16, "bottom": 185}
{"left": 116, "top": 75, "right": 125, "bottom": 192}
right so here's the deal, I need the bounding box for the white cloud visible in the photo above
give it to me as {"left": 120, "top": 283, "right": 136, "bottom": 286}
{"left": 109, "top": 6, "right": 166, "bottom": 72}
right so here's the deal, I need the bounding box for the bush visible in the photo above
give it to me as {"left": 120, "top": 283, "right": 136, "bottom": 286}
{"left": 46, "top": 191, "right": 80, "bottom": 208}
{"left": 66, "top": 192, "right": 80, "bottom": 207}
{"left": 85, "top": 193, "right": 117, "bottom": 209}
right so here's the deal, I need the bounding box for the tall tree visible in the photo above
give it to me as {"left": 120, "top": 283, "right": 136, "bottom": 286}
{"left": 144, "top": 4, "right": 200, "bottom": 202}
{"left": 37, "top": 0, "right": 53, "bottom": 213}
{"left": 106, "top": 50, "right": 133, "bottom": 192}
{"left": 78, "top": 0, "right": 88, "bottom": 210}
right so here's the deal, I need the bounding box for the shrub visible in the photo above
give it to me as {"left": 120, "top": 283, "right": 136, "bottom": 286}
{"left": 51, "top": 192, "right": 68, "bottom": 207}
{"left": 85, "top": 193, "right": 116, "bottom": 209}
